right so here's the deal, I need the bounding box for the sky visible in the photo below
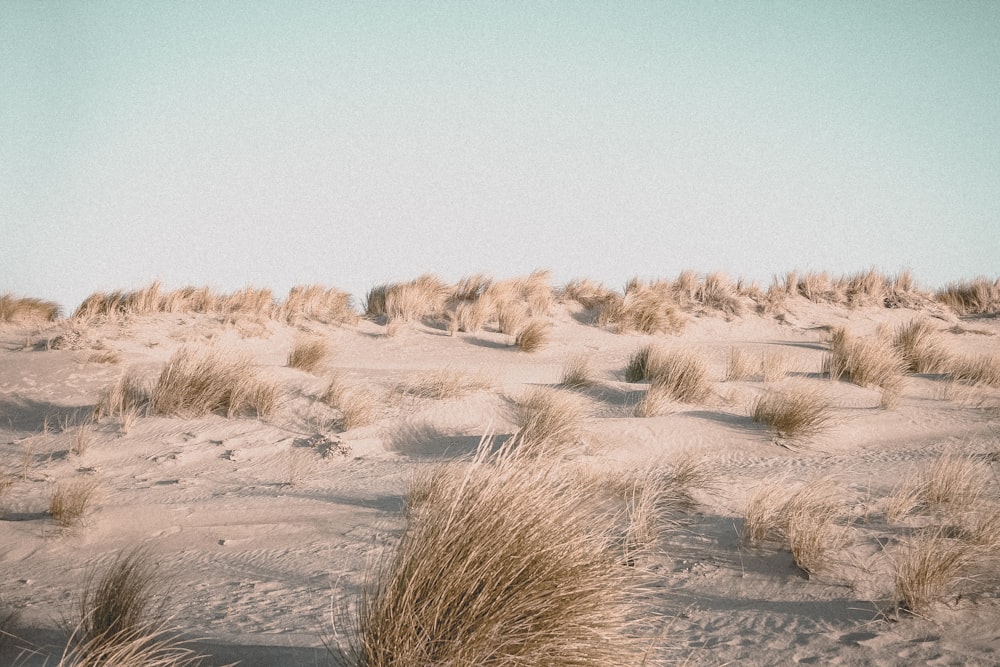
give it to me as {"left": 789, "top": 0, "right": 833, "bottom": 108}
{"left": 2, "top": 1, "right": 998, "bottom": 313}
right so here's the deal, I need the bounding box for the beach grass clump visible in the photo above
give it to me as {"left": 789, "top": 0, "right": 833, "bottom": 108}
{"left": 392, "top": 369, "right": 491, "bottom": 400}
{"left": 695, "top": 272, "right": 744, "bottom": 316}
{"left": 60, "top": 548, "right": 209, "bottom": 667}
{"left": 560, "top": 278, "right": 619, "bottom": 311}
{"left": 560, "top": 354, "right": 596, "bottom": 388}
{"left": 624, "top": 344, "right": 659, "bottom": 383}
{"left": 892, "top": 528, "right": 980, "bottom": 615}
{"left": 509, "top": 387, "right": 585, "bottom": 457}
{"left": 741, "top": 480, "right": 791, "bottom": 547}
{"left": 596, "top": 280, "right": 684, "bottom": 335}
{"left": 349, "top": 447, "right": 644, "bottom": 666}
{"left": 279, "top": 285, "right": 357, "bottom": 324}
{"left": 823, "top": 328, "right": 906, "bottom": 407}
{"left": 725, "top": 347, "right": 757, "bottom": 381}
{"left": 645, "top": 350, "right": 712, "bottom": 403}
{"left": 0, "top": 294, "right": 61, "bottom": 323}
{"left": 892, "top": 319, "right": 950, "bottom": 374}
{"left": 286, "top": 337, "right": 330, "bottom": 373}
{"left": 750, "top": 386, "right": 834, "bottom": 442}
{"left": 364, "top": 274, "right": 451, "bottom": 324}
{"left": 93, "top": 370, "right": 149, "bottom": 424}
{"left": 514, "top": 319, "right": 549, "bottom": 352}
{"left": 935, "top": 276, "right": 1000, "bottom": 315}
{"left": 321, "top": 375, "right": 379, "bottom": 431}
{"left": 49, "top": 479, "right": 99, "bottom": 527}
{"left": 946, "top": 354, "right": 1000, "bottom": 387}
{"left": 783, "top": 482, "right": 849, "bottom": 577}
{"left": 148, "top": 346, "right": 279, "bottom": 418}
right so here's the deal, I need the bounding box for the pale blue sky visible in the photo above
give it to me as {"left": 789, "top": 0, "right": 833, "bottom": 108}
{"left": 2, "top": 1, "right": 998, "bottom": 312}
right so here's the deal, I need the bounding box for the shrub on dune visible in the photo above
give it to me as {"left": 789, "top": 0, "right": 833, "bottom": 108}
{"left": 0, "top": 294, "right": 61, "bottom": 323}
{"left": 347, "top": 446, "right": 644, "bottom": 666}
{"left": 148, "top": 346, "right": 278, "bottom": 418}
{"left": 725, "top": 347, "right": 757, "bottom": 382}
{"left": 624, "top": 344, "right": 660, "bottom": 383}
{"left": 391, "top": 369, "right": 491, "bottom": 400}
{"left": 695, "top": 272, "right": 744, "bottom": 315}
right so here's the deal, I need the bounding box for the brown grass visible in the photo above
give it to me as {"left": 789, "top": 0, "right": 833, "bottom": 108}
{"left": 596, "top": 284, "right": 685, "bottom": 335}
{"left": 750, "top": 386, "right": 835, "bottom": 442}
{"left": 741, "top": 479, "right": 790, "bottom": 546}
{"left": 321, "top": 375, "right": 379, "bottom": 431}
{"left": 624, "top": 344, "right": 659, "bottom": 383}
{"left": 94, "top": 370, "right": 148, "bottom": 423}
{"left": 783, "top": 482, "right": 849, "bottom": 577}
{"left": 148, "top": 347, "right": 279, "bottom": 418}
{"left": 645, "top": 350, "right": 712, "bottom": 403}
{"left": 935, "top": 276, "right": 1000, "bottom": 315}
{"left": 886, "top": 452, "right": 990, "bottom": 521}
{"left": 560, "top": 278, "right": 618, "bottom": 310}
{"left": 287, "top": 337, "right": 329, "bottom": 373}
{"left": 892, "top": 528, "right": 980, "bottom": 615}
{"left": 50, "top": 479, "right": 99, "bottom": 527}
{"left": 365, "top": 274, "right": 451, "bottom": 324}
{"left": 279, "top": 285, "right": 357, "bottom": 324}
{"left": 509, "top": 387, "right": 586, "bottom": 457}
{"left": 893, "top": 319, "right": 950, "bottom": 374}
{"left": 560, "top": 354, "right": 597, "bottom": 388}
{"left": 823, "top": 328, "right": 906, "bottom": 407}
{"left": 695, "top": 272, "right": 744, "bottom": 316}
{"left": 514, "top": 319, "right": 549, "bottom": 352}
{"left": 346, "top": 445, "right": 644, "bottom": 666}
{"left": 0, "top": 294, "right": 61, "bottom": 323}
{"left": 391, "top": 369, "right": 491, "bottom": 400}
{"left": 725, "top": 347, "right": 756, "bottom": 381}
{"left": 61, "top": 548, "right": 211, "bottom": 667}
{"left": 947, "top": 354, "right": 1000, "bottom": 387}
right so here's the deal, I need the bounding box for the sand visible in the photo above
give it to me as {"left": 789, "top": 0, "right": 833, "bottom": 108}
{"left": 2, "top": 292, "right": 999, "bottom": 666}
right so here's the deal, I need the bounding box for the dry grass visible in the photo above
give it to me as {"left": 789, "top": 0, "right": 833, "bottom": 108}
{"left": 892, "top": 319, "right": 950, "bottom": 374}
{"left": 741, "top": 480, "right": 791, "bottom": 546}
{"left": 823, "top": 328, "right": 906, "bottom": 407}
{"left": 892, "top": 528, "right": 981, "bottom": 615}
{"left": 391, "top": 369, "right": 491, "bottom": 400}
{"left": 94, "top": 370, "right": 148, "bottom": 425}
{"left": 86, "top": 350, "right": 121, "bottom": 365}
{"left": 695, "top": 272, "right": 744, "bottom": 316}
{"left": 632, "top": 382, "right": 675, "bottom": 418}
{"left": 645, "top": 350, "right": 712, "bottom": 403}
{"left": 784, "top": 483, "right": 849, "bottom": 577}
{"left": 560, "top": 354, "right": 596, "bottom": 388}
{"left": 596, "top": 278, "right": 685, "bottom": 335}
{"left": 279, "top": 285, "right": 357, "bottom": 324}
{"left": 148, "top": 346, "right": 279, "bottom": 418}
{"left": 761, "top": 350, "right": 788, "bottom": 382}
{"left": 286, "top": 337, "right": 329, "bottom": 373}
{"left": 725, "top": 347, "right": 756, "bottom": 381}
{"left": 60, "top": 548, "right": 211, "bottom": 667}
{"left": 935, "top": 276, "right": 1000, "bottom": 315}
{"left": 885, "top": 452, "right": 990, "bottom": 521}
{"left": 71, "top": 423, "right": 94, "bottom": 457}
{"left": 514, "top": 318, "right": 549, "bottom": 352}
{"left": 321, "top": 375, "right": 379, "bottom": 431}
{"left": 947, "top": 354, "right": 1000, "bottom": 387}
{"left": 624, "top": 344, "right": 659, "bottom": 383}
{"left": 365, "top": 274, "right": 451, "bottom": 324}
{"left": 0, "top": 294, "right": 61, "bottom": 323}
{"left": 347, "top": 445, "right": 644, "bottom": 666}
{"left": 509, "top": 387, "right": 586, "bottom": 457}
{"left": 750, "top": 386, "right": 835, "bottom": 442}
{"left": 560, "top": 278, "right": 618, "bottom": 310}
{"left": 50, "top": 479, "right": 99, "bottom": 527}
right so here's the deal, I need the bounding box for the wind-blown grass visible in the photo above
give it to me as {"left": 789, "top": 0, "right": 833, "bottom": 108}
{"left": 345, "top": 444, "right": 644, "bottom": 666}
{"left": 509, "top": 387, "right": 586, "bottom": 457}
{"left": 892, "top": 319, "right": 950, "bottom": 374}
{"left": 0, "top": 294, "right": 60, "bottom": 322}
{"left": 750, "top": 386, "right": 835, "bottom": 442}
{"left": 823, "top": 328, "right": 906, "bottom": 407}
{"left": 287, "top": 337, "right": 330, "bottom": 373}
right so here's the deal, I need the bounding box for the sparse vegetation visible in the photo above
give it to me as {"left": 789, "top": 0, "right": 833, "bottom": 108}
{"left": 321, "top": 375, "right": 379, "bottom": 431}
{"left": 750, "top": 386, "right": 834, "bottom": 442}
{"left": 823, "top": 328, "right": 906, "bottom": 407}
{"left": 148, "top": 346, "right": 279, "bottom": 418}
{"left": 286, "top": 337, "right": 329, "bottom": 373}
{"left": 893, "top": 319, "right": 950, "bottom": 373}
{"left": 391, "top": 369, "right": 491, "bottom": 399}
{"left": 510, "top": 386, "right": 585, "bottom": 457}
{"left": 94, "top": 370, "right": 148, "bottom": 423}
{"left": 347, "top": 445, "right": 644, "bottom": 666}
{"left": 0, "top": 294, "right": 61, "bottom": 322}
{"left": 50, "top": 479, "right": 99, "bottom": 527}
{"left": 947, "top": 354, "right": 1000, "bottom": 387}
{"left": 935, "top": 277, "right": 1000, "bottom": 315}
{"left": 624, "top": 344, "right": 659, "bottom": 383}
{"left": 644, "top": 349, "right": 712, "bottom": 403}
{"left": 725, "top": 347, "right": 756, "bottom": 381}
{"left": 783, "top": 482, "right": 849, "bottom": 577}
{"left": 514, "top": 318, "right": 549, "bottom": 352}
{"left": 560, "top": 354, "right": 596, "bottom": 388}
{"left": 892, "top": 528, "right": 980, "bottom": 615}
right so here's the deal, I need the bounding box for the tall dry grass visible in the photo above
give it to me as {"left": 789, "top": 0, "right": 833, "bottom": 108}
{"left": 561, "top": 354, "right": 597, "bottom": 388}
{"left": 364, "top": 274, "right": 451, "bottom": 325}
{"left": 644, "top": 350, "right": 712, "bottom": 403}
{"left": 935, "top": 276, "right": 1000, "bottom": 315}
{"left": 391, "top": 369, "right": 491, "bottom": 400}
{"left": 823, "top": 328, "right": 906, "bottom": 407}
{"left": 321, "top": 375, "right": 378, "bottom": 431}
{"left": 50, "top": 479, "right": 99, "bottom": 527}
{"left": 892, "top": 528, "right": 981, "bottom": 615}
{"left": 287, "top": 337, "right": 330, "bottom": 374}
{"left": 0, "top": 294, "right": 61, "bottom": 323}
{"left": 596, "top": 282, "right": 685, "bottom": 335}
{"left": 279, "top": 285, "right": 357, "bottom": 324}
{"left": 148, "top": 347, "right": 278, "bottom": 418}
{"left": 560, "top": 278, "right": 618, "bottom": 311}
{"left": 346, "top": 444, "right": 645, "bottom": 666}
{"left": 892, "top": 319, "right": 950, "bottom": 374}
{"left": 750, "top": 386, "right": 835, "bottom": 442}
{"left": 509, "top": 387, "right": 586, "bottom": 457}
{"left": 60, "top": 548, "right": 211, "bottom": 667}
{"left": 947, "top": 354, "right": 1000, "bottom": 387}
{"left": 514, "top": 319, "right": 549, "bottom": 352}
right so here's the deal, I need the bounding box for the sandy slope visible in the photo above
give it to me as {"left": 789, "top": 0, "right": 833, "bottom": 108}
{"left": 1, "top": 297, "right": 999, "bottom": 666}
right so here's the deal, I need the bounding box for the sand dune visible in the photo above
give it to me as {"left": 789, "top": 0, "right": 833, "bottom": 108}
{"left": 2, "top": 273, "right": 999, "bottom": 665}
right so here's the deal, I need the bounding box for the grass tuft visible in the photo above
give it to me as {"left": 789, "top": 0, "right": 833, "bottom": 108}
{"left": 149, "top": 346, "right": 279, "bottom": 418}
{"left": 391, "top": 369, "right": 491, "bottom": 400}
{"left": 50, "top": 479, "right": 99, "bottom": 527}
{"left": 509, "top": 387, "right": 586, "bottom": 457}
{"left": 935, "top": 276, "right": 1000, "bottom": 315}
{"left": 645, "top": 350, "right": 712, "bottom": 403}
{"left": 348, "top": 445, "right": 644, "bottom": 666}
{"left": 0, "top": 294, "right": 61, "bottom": 322}
{"left": 321, "top": 375, "right": 379, "bottom": 431}
{"left": 560, "top": 354, "right": 596, "bottom": 388}
{"left": 287, "top": 337, "right": 329, "bottom": 373}
{"left": 514, "top": 319, "right": 549, "bottom": 352}
{"left": 823, "top": 328, "right": 906, "bottom": 407}
{"left": 892, "top": 528, "right": 980, "bottom": 615}
{"left": 893, "top": 319, "right": 950, "bottom": 374}
{"left": 750, "top": 386, "right": 834, "bottom": 442}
